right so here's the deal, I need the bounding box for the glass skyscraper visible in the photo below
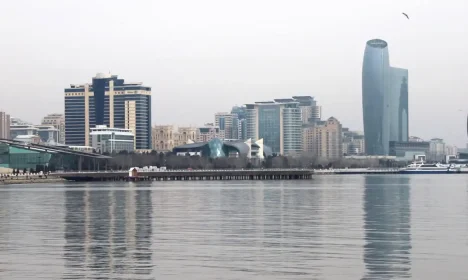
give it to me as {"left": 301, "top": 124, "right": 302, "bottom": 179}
{"left": 65, "top": 73, "right": 152, "bottom": 149}
{"left": 245, "top": 100, "right": 302, "bottom": 155}
{"left": 362, "top": 39, "right": 408, "bottom": 155}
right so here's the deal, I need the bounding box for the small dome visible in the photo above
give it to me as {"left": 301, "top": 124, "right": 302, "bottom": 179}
{"left": 95, "top": 73, "right": 111, "bottom": 79}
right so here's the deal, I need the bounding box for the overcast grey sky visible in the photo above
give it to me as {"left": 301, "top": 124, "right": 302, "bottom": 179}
{"left": 0, "top": 0, "right": 467, "bottom": 146}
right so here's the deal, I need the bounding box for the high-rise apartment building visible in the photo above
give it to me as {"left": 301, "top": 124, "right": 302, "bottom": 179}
{"left": 64, "top": 73, "right": 152, "bottom": 149}
{"left": 362, "top": 39, "right": 408, "bottom": 155}
{"left": 41, "top": 113, "right": 65, "bottom": 144}
{"left": 215, "top": 112, "right": 236, "bottom": 140}
{"left": 245, "top": 99, "right": 302, "bottom": 155}
{"left": 231, "top": 106, "right": 247, "bottom": 140}
{"left": 0, "top": 112, "right": 10, "bottom": 139}
{"left": 303, "top": 117, "right": 342, "bottom": 159}
{"left": 292, "top": 96, "right": 321, "bottom": 124}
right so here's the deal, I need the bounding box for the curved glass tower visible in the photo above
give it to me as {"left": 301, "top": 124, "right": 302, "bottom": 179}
{"left": 362, "top": 39, "right": 390, "bottom": 155}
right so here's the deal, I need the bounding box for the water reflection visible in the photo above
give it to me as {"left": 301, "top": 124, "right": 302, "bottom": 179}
{"left": 362, "top": 176, "right": 412, "bottom": 279}
{"left": 63, "top": 186, "right": 153, "bottom": 279}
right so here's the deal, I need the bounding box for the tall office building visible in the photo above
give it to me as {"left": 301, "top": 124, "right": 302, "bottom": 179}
{"left": 245, "top": 99, "right": 302, "bottom": 155}
{"left": 0, "top": 111, "right": 10, "bottom": 139}
{"left": 41, "top": 113, "right": 65, "bottom": 144}
{"left": 362, "top": 39, "right": 408, "bottom": 155}
{"left": 64, "top": 73, "right": 152, "bottom": 149}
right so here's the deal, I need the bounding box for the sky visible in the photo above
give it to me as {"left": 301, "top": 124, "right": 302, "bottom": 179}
{"left": 0, "top": 0, "right": 467, "bottom": 146}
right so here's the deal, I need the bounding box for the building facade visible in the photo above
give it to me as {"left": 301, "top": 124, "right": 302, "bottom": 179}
{"left": 197, "top": 124, "right": 221, "bottom": 142}
{"left": 64, "top": 73, "right": 151, "bottom": 149}
{"left": 306, "top": 117, "right": 343, "bottom": 159}
{"left": 41, "top": 113, "right": 65, "bottom": 144}
{"left": 152, "top": 125, "right": 175, "bottom": 152}
{"left": 214, "top": 112, "right": 236, "bottom": 140}
{"left": 36, "top": 125, "right": 60, "bottom": 144}
{"left": 429, "top": 138, "right": 446, "bottom": 162}
{"left": 152, "top": 125, "right": 198, "bottom": 152}
{"left": 245, "top": 99, "right": 302, "bottom": 155}
{"left": 231, "top": 106, "right": 247, "bottom": 140}
{"left": 362, "top": 39, "right": 409, "bottom": 155}
{"left": 10, "top": 124, "right": 38, "bottom": 140}
{"left": 292, "top": 96, "right": 321, "bottom": 124}
{"left": 0, "top": 111, "right": 10, "bottom": 139}
{"left": 175, "top": 127, "right": 198, "bottom": 146}
{"left": 90, "top": 125, "right": 135, "bottom": 154}
{"left": 389, "top": 141, "right": 430, "bottom": 160}
{"left": 342, "top": 128, "right": 365, "bottom": 156}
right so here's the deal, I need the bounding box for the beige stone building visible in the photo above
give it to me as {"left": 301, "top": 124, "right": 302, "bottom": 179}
{"left": 302, "top": 117, "right": 343, "bottom": 159}
{"left": 152, "top": 125, "right": 197, "bottom": 152}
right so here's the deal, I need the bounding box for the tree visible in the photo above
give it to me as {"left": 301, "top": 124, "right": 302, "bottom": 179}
{"left": 23, "top": 168, "right": 27, "bottom": 174}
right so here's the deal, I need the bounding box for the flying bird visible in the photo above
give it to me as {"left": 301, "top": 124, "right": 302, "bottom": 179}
{"left": 402, "top": 12, "right": 409, "bottom": 19}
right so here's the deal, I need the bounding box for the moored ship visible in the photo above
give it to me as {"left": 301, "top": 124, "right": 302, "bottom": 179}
{"left": 399, "top": 161, "right": 455, "bottom": 174}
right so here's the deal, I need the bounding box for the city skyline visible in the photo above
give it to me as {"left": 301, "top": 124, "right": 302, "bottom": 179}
{"left": 1, "top": 0, "right": 467, "bottom": 146}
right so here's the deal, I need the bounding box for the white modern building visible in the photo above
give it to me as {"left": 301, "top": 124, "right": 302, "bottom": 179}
{"left": 90, "top": 125, "right": 135, "bottom": 154}
{"left": 10, "top": 124, "right": 38, "bottom": 139}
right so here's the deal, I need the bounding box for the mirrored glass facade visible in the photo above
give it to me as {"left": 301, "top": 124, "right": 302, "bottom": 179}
{"left": 362, "top": 39, "right": 409, "bottom": 155}
{"left": 207, "top": 138, "right": 226, "bottom": 158}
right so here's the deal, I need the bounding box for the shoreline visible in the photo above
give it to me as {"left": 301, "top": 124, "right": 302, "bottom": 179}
{"left": 0, "top": 177, "right": 66, "bottom": 185}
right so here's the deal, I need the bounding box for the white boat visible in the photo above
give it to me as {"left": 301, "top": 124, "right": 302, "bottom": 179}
{"left": 399, "top": 161, "right": 455, "bottom": 174}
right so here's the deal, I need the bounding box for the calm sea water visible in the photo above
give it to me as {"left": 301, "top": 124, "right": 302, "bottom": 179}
{"left": 1, "top": 175, "right": 468, "bottom": 279}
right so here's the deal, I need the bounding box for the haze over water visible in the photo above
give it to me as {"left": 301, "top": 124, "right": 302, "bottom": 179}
{"left": 1, "top": 175, "right": 468, "bottom": 279}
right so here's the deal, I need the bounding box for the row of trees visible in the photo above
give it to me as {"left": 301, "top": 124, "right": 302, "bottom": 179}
{"left": 101, "top": 152, "right": 404, "bottom": 171}
{"left": 45, "top": 149, "right": 406, "bottom": 172}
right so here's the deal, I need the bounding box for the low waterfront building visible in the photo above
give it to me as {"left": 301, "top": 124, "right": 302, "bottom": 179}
{"left": 0, "top": 139, "right": 110, "bottom": 171}
{"left": 90, "top": 125, "right": 135, "bottom": 154}
{"left": 10, "top": 124, "right": 38, "bottom": 140}
{"left": 173, "top": 138, "right": 272, "bottom": 159}
{"left": 14, "top": 135, "right": 41, "bottom": 144}
{"left": 389, "top": 141, "right": 430, "bottom": 161}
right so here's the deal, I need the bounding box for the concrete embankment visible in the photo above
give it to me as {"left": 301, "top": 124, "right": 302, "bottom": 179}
{"left": 0, "top": 176, "right": 66, "bottom": 185}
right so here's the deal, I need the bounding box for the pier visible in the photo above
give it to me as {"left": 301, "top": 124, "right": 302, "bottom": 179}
{"left": 55, "top": 169, "right": 314, "bottom": 182}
